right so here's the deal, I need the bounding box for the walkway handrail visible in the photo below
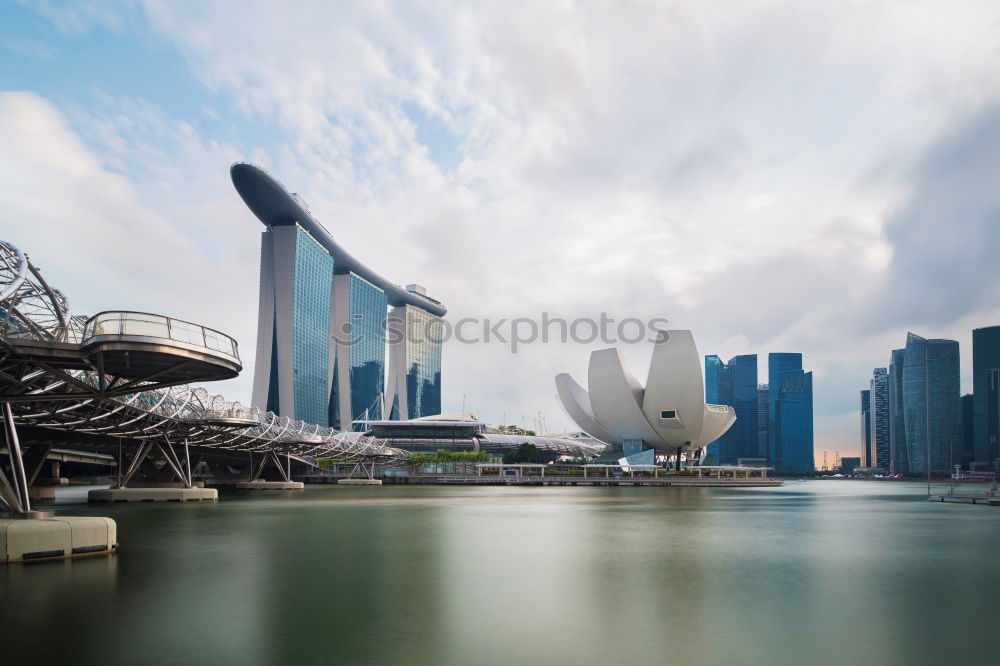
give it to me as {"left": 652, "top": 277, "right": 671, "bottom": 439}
{"left": 83, "top": 310, "right": 240, "bottom": 361}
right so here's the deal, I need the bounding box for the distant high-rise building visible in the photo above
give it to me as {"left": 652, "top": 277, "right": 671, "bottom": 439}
{"left": 887, "top": 348, "right": 907, "bottom": 474}
{"left": 870, "top": 368, "right": 890, "bottom": 470}
{"left": 901, "top": 333, "right": 960, "bottom": 474}
{"left": 768, "top": 353, "right": 814, "bottom": 472}
{"left": 960, "top": 393, "right": 974, "bottom": 470}
{"left": 986, "top": 368, "right": 1000, "bottom": 473}
{"left": 232, "top": 163, "right": 446, "bottom": 429}
{"left": 703, "top": 354, "right": 758, "bottom": 464}
{"left": 860, "top": 389, "right": 872, "bottom": 468}
{"left": 839, "top": 456, "right": 861, "bottom": 474}
{"left": 757, "top": 384, "right": 769, "bottom": 459}
{"left": 972, "top": 326, "right": 1000, "bottom": 469}
{"left": 704, "top": 355, "right": 730, "bottom": 463}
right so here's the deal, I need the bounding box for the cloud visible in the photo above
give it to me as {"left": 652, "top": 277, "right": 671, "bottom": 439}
{"left": 9, "top": 0, "right": 1000, "bottom": 462}
{"left": 0, "top": 91, "right": 259, "bottom": 403}
{"left": 877, "top": 106, "right": 1000, "bottom": 327}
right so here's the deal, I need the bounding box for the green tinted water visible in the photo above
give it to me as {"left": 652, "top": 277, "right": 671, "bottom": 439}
{"left": 2, "top": 482, "right": 997, "bottom": 665}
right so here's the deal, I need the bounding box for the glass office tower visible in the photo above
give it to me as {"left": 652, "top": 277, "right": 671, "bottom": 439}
{"left": 901, "top": 332, "right": 960, "bottom": 474}
{"left": 386, "top": 303, "right": 443, "bottom": 420}
{"left": 960, "top": 393, "right": 975, "bottom": 469}
{"left": 860, "top": 389, "right": 872, "bottom": 468}
{"left": 330, "top": 273, "right": 388, "bottom": 430}
{"left": 703, "top": 354, "right": 758, "bottom": 465}
{"left": 870, "top": 368, "right": 890, "bottom": 470}
{"left": 729, "top": 355, "right": 760, "bottom": 464}
{"left": 757, "top": 384, "right": 769, "bottom": 459}
{"left": 704, "top": 355, "right": 730, "bottom": 463}
{"left": 972, "top": 326, "right": 1000, "bottom": 469}
{"left": 768, "top": 353, "right": 814, "bottom": 472}
{"left": 887, "top": 348, "right": 907, "bottom": 473}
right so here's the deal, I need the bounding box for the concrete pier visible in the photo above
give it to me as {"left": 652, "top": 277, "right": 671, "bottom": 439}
{"left": 235, "top": 480, "right": 305, "bottom": 490}
{"left": 337, "top": 479, "right": 382, "bottom": 486}
{"left": 89, "top": 487, "right": 218, "bottom": 502}
{"left": 28, "top": 486, "right": 56, "bottom": 502}
{"left": 2, "top": 514, "right": 117, "bottom": 563}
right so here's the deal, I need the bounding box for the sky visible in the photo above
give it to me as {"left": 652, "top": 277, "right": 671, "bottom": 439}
{"left": 3, "top": 0, "right": 1000, "bottom": 464}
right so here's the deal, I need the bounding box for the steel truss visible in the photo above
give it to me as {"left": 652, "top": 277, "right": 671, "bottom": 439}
{"left": 0, "top": 240, "right": 403, "bottom": 512}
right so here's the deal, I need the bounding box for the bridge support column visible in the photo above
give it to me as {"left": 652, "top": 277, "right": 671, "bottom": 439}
{"left": 235, "top": 451, "right": 304, "bottom": 490}
{"left": 2, "top": 405, "right": 118, "bottom": 563}
{"left": 88, "top": 439, "right": 217, "bottom": 503}
{"left": 337, "top": 460, "right": 382, "bottom": 486}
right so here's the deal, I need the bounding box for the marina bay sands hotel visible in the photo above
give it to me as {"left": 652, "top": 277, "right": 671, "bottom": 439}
{"left": 231, "top": 163, "right": 445, "bottom": 430}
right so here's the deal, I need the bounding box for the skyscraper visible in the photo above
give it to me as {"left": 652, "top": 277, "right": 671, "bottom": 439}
{"left": 901, "top": 333, "right": 960, "bottom": 474}
{"left": 986, "top": 369, "right": 1000, "bottom": 473}
{"left": 972, "top": 326, "right": 1000, "bottom": 469}
{"left": 386, "top": 300, "right": 443, "bottom": 420}
{"left": 887, "top": 348, "right": 907, "bottom": 474}
{"left": 703, "top": 354, "right": 759, "bottom": 465}
{"left": 768, "top": 353, "right": 814, "bottom": 472}
{"left": 232, "top": 163, "right": 447, "bottom": 429}
{"left": 704, "top": 355, "right": 730, "bottom": 463}
{"left": 329, "top": 273, "right": 388, "bottom": 429}
{"left": 860, "top": 389, "right": 872, "bottom": 468}
{"left": 757, "top": 384, "right": 769, "bottom": 459}
{"left": 254, "top": 223, "right": 334, "bottom": 425}
{"left": 960, "top": 393, "right": 974, "bottom": 470}
{"left": 870, "top": 368, "right": 890, "bottom": 471}
{"left": 729, "top": 355, "right": 760, "bottom": 464}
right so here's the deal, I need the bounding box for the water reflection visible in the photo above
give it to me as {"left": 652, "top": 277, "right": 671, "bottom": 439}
{"left": 1, "top": 482, "right": 997, "bottom": 665}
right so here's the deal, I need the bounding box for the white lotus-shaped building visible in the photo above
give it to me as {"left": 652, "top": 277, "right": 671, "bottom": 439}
{"left": 555, "top": 330, "right": 736, "bottom": 465}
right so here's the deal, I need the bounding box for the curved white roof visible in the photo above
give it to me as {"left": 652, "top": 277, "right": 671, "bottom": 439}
{"left": 555, "top": 330, "right": 736, "bottom": 453}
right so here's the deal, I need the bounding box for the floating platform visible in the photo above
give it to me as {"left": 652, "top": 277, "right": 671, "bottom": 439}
{"left": 234, "top": 481, "right": 305, "bottom": 490}
{"left": 88, "top": 487, "right": 218, "bottom": 502}
{"left": 337, "top": 479, "right": 383, "bottom": 486}
{"left": 434, "top": 477, "right": 782, "bottom": 487}
{"left": 928, "top": 495, "right": 1000, "bottom": 506}
{"left": 2, "top": 514, "right": 117, "bottom": 563}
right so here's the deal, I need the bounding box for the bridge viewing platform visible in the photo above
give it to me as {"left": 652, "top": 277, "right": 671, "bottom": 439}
{"left": 1, "top": 239, "right": 402, "bottom": 563}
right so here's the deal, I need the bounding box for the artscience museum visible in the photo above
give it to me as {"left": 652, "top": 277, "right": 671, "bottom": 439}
{"left": 555, "top": 330, "right": 737, "bottom": 468}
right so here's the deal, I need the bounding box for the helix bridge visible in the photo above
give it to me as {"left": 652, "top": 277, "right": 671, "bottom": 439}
{"left": 0, "top": 240, "right": 403, "bottom": 514}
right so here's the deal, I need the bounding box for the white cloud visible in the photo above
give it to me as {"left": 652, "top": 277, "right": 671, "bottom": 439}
{"left": 9, "top": 0, "right": 1000, "bottom": 463}
{"left": 0, "top": 91, "right": 259, "bottom": 404}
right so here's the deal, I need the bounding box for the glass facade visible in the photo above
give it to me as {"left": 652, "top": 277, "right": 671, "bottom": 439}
{"left": 389, "top": 306, "right": 443, "bottom": 420}
{"left": 757, "top": 384, "right": 769, "bottom": 459}
{"left": 330, "top": 273, "right": 388, "bottom": 429}
{"left": 870, "top": 368, "right": 890, "bottom": 470}
{"left": 901, "top": 332, "right": 960, "bottom": 474}
{"left": 704, "top": 355, "right": 729, "bottom": 463}
{"left": 960, "top": 393, "right": 974, "bottom": 469}
{"left": 887, "top": 348, "right": 907, "bottom": 474}
{"left": 768, "top": 353, "right": 814, "bottom": 472}
{"left": 729, "top": 355, "right": 759, "bottom": 464}
{"left": 972, "top": 326, "right": 1000, "bottom": 468}
{"left": 704, "top": 354, "right": 758, "bottom": 465}
{"left": 290, "top": 228, "right": 334, "bottom": 425}
{"left": 860, "top": 389, "right": 872, "bottom": 467}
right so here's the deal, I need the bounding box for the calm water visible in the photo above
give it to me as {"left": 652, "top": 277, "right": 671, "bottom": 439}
{"left": 2, "top": 481, "right": 998, "bottom": 665}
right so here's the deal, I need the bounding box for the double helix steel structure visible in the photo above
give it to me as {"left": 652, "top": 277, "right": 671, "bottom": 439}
{"left": 0, "top": 240, "right": 403, "bottom": 513}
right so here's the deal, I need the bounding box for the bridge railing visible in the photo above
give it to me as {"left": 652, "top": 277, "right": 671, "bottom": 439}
{"left": 83, "top": 311, "right": 240, "bottom": 361}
